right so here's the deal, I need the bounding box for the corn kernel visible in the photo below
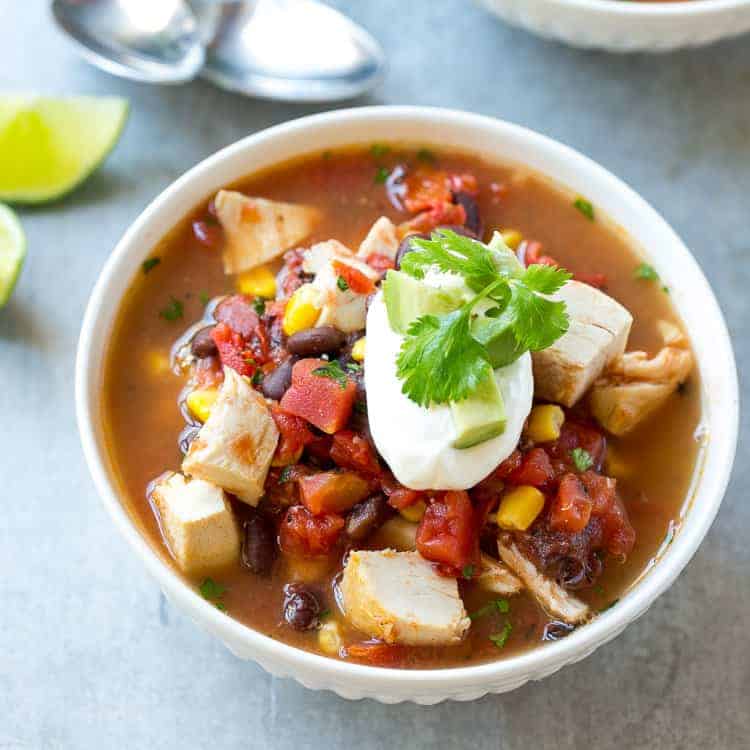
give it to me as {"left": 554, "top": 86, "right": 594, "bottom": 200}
{"left": 282, "top": 284, "right": 320, "bottom": 336}
{"left": 399, "top": 500, "right": 427, "bottom": 523}
{"left": 495, "top": 486, "right": 545, "bottom": 531}
{"left": 146, "top": 350, "right": 170, "bottom": 376}
{"left": 186, "top": 388, "right": 218, "bottom": 423}
{"left": 526, "top": 404, "right": 565, "bottom": 443}
{"left": 501, "top": 229, "right": 523, "bottom": 251}
{"left": 351, "top": 337, "right": 366, "bottom": 362}
{"left": 318, "top": 620, "right": 343, "bottom": 656}
{"left": 237, "top": 265, "right": 276, "bottom": 298}
{"left": 604, "top": 445, "right": 632, "bottom": 479}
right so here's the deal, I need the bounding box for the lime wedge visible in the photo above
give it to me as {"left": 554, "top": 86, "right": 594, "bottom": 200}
{"left": 0, "top": 95, "right": 129, "bottom": 204}
{"left": 0, "top": 204, "right": 26, "bottom": 307}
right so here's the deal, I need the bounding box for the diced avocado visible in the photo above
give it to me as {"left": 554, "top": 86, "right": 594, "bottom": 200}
{"left": 472, "top": 311, "right": 525, "bottom": 369}
{"left": 383, "top": 270, "right": 464, "bottom": 334}
{"left": 450, "top": 373, "right": 506, "bottom": 449}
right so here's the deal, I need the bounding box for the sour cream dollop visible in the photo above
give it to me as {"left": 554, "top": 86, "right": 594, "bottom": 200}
{"left": 365, "top": 292, "right": 534, "bottom": 490}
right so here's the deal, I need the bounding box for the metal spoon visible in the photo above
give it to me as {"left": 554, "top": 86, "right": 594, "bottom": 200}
{"left": 51, "top": 0, "right": 385, "bottom": 100}
{"left": 51, "top": 0, "right": 205, "bottom": 84}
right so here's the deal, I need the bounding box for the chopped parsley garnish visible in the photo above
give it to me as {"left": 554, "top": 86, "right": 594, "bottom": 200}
{"left": 374, "top": 166, "right": 390, "bottom": 184}
{"left": 469, "top": 599, "right": 510, "bottom": 620}
{"left": 462, "top": 564, "right": 475, "bottom": 579}
{"left": 570, "top": 447, "right": 594, "bottom": 472}
{"left": 199, "top": 577, "right": 227, "bottom": 611}
{"left": 489, "top": 621, "right": 513, "bottom": 649}
{"left": 345, "top": 362, "right": 362, "bottom": 373}
{"left": 278, "top": 466, "right": 294, "bottom": 483}
{"left": 253, "top": 297, "right": 266, "bottom": 315}
{"left": 336, "top": 275, "right": 349, "bottom": 292}
{"left": 416, "top": 147, "right": 436, "bottom": 163}
{"left": 634, "top": 262, "right": 659, "bottom": 281}
{"left": 396, "top": 230, "right": 571, "bottom": 406}
{"left": 159, "top": 296, "right": 184, "bottom": 321}
{"left": 312, "top": 360, "right": 349, "bottom": 389}
{"left": 319, "top": 608, "right": 332, "bottom": 620}
{"left": 573, "top": 197, "right": 595, "bottom": 221}
{"left": 199, "top": 291, "right": 210, "bottom": 306}
{"left": 251, "top": 370, "right": 264, "bottom": 386}
{"left": 370, "top": 143, "right": 390, "bottom": 158}
{"left": 142, "top": 257, "right": 161, "bottom": 274}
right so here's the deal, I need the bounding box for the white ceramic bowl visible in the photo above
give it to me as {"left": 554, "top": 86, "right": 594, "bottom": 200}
{"left": 476, "top": 0, "right": 750, "bottom": 51}
{"left": 76, "top": 106, "right": 738, "bottom": 704}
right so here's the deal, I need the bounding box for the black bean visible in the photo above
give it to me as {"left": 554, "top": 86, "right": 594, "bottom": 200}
{"left": 242, "top": 512, "right": 277, "bottom": 576}
{"left": 345, "top": 494, "right": 389, "bottom": 541}
{"left": 261, "top": 358, "right": 294, "bottom": 401}
{"left": 452, "top": 191, "right": 483, "bottom": 237}
{"left": 395, "top": 232, "right": 429, "bottom": 270}
{"left": 191, "top": 326, "right": 217, "bottom": 358}
{"left": 282, "top": 583, "right": 321, "bottom": 631}
{"left": 286, "top": 326, "right": 346, "bottom": 357}
{"left": 178, "top": 424, "right": 201, "bottom": 455}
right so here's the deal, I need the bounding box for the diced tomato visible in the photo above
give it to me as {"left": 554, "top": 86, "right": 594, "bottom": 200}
{"left": 298, "top": 471, "right": 371, "bottom": 515}
{"left": 573, "top": 271, "right": 608, "bottom": 289}
{"left": 280, "top": 249, "right": 307, "bottom": 297}
{"left": 330, "top": 430, "right": 381, "bottom": 476}
{"left": 522, "top": 240, "right": 558, "bottom": 267}
{"left": 270, "top": 405, "right": 315, "bottom": 466}
{"left": 215, "top": 295, "right": 260, "bottom": 338}
{"left": 550, "top": 473, "right": 592, "bottom": 533}
{"left": 210, "top": 322, "right": 255, "bottom": 377}
{"left": 345, "top": 642, "right": 408, "bottom": 667}
{"left": 416, "top": 490, "right": 477, "bottom": 574}
{"left": 331, "top": 260, "right": 375, "bottom": 295}
{"left": 493, "top": 450, "right": 523, "bottom": 480}
{"left": 365, "top": 253, "right": 396, "bottom": 274}
{"left": 403, "top": 169, "right": 453, "bottom": 213}
{"left": 601, "top": 496, "right": 636, "bottom": 557}
{"left": 399, "top": 201, "right": 466, "bottom": 236}
{"left": 280, "top": 358, "right": 357, "bottom": 434}
{"left": 264, "top": 464, "right": 312, "bottom": 507}
{"left": 278, "top": 505, "right": 344, "bottom": 557}
{"left": 380, "top": 475, "right": 424, "bottom": 510}
{"left": 305, "top": 433, "right": 334, "bottom": 463}
{"left": 549, "top": 421, "right": 606, "bottom": 472}
{"left": 580, "top": 471, "right": 617, "bottom": 515}
{"left": 508, "top": 447, "right": 555, "bottom": 487}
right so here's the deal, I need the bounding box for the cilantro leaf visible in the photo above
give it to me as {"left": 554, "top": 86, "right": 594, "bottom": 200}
{"left": 159, "top": 296, "right": 183, "bottom": 321}
{"left": 396, "top": 305, "right": 492, "bottom": 406}
{"left": 489, "top": 621, "right": 513, "bottom": 649}
{"left": 253, "top": 297, "right": 266, "bottom": 315}
{"left": 312, "top": 360, "right": 349, "bottom": 390}
{"left": 634, "top": 262, "right": 659, "bottom": 281}
{"left": 573, "top": 197, "right": 595, "bottom": 221}
{"left": 370, "top": 143, "right": 390, "bottom": 158}
{"left": 142, "top": 257, "right": 161, "bottom": 274}
{"left": 462, "top": 564, "right": 475, "bottom": 579}
{"left": 416, "top": 147, "right": 436, "bottom": 163}
{"left": 570, "top": 447, "right": 594, "bottom": 472}
{"left": 199, "top": 577, "right": 227, "bottom": 607}
{"left": 505, "top": 281, "right": 570, "bottom": 351}
{"left": 374, "top": 166, "right": 390, "bottom": 184}
{"left": 336, "top": 275, "right": 349, "bottom": 291}
{"left": 522, "top": 263, "right": 572, "bottom": 295}
{"left": 469, "top": 599, "right": 510, "bottom": 620}
{"left": 199, "top": 291, "right": 210, "bottom": 306}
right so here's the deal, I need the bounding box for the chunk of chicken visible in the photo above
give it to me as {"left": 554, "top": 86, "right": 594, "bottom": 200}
{"left": 356, "top": 216, "right": 399, "bottom": 260}
{"left": 497, "top": 537, "right": 590, "bottom": 624}
{"left": 340, "top": 550, "right": 470, "bottom": 645}
{"left": 590, "top": 321, "right": 693, "bottom": 436}
{"left": 183, "top": 367, "right": 279, "bottom": 506}
{"left": 150, "top": 472, "right": 240, "bottom": 574}
{"left": 214, "top": 190, "right": 320, "bottom": 275}
{"left": 532, "top": 281, "right": 633, "bottom": 407}
{"left": 477, "top": 553, "right": 523, "bottom": 595}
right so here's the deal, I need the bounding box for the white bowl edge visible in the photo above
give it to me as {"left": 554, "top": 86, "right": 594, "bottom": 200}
{"left": 75, "top": 106, "right": 739, "bottom": 703}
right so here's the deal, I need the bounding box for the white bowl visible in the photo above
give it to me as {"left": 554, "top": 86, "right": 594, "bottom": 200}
{"left": 476, "top": 0, "right": 750, "bottom": 51}
{"left": 76, "top": 106, "right": 738, "bottom": 704}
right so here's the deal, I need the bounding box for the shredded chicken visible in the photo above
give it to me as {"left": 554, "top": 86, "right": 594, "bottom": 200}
{"left": 477, "top": 553, "right": 523, "bottom": 595}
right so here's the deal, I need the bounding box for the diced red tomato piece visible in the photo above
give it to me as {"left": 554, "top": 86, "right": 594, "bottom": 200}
{"left": 602, "top": 496, "right": 636, "bottom": 557}
{"left": 416, "top": 490, "right": 477, "bottom": 574}
{"left": 298, "top": 471, "right": 372, "bottom": 515}
{"left": 332, "top": 260, "right": 375, "bottom": 295}
{"left": 522, "top": 240, "right": 558, "bottom": 267}
{"left": 215, "top": 295, "right": 260, "bottom": 338}
{"left": 403, "top": 169, "right": 453, "bottom": 213}
{"left": 493, "top": 450, "right": 523, "bottom": 479}
{"left": 573, "top": 271, "right": 608, "bottom": 289}
{"left": 270, "top": 405, "right": 315, "bottom": 466}
{"left": 550, "top": 421, "right": 606, "bottom": 472}
{"left": 380, "top": 475, "right": 424, "bottom": 510}
{"left": 345, "top": 642, "right": 409, "bottom": 667}
{"left": 278, "top": 505, "right": 344, "bottom": 557}
{"left": 210, "top": 322, "right": 255, "bottom": 377}
{"left": 280, "top": 358, "right": 357, "bottom": 434}
{"left": 400, "top": 202, "right": 466, "bottom": 236}
{"left": 365, "top": 253, "right": 395, "bottom": 274}
{"left": 550, "top": 473, "right": 592, "bottom": 533}
{"left": 580, "top": 471, "right": 617, "bottom": 515}
{"left": 330, "top": 430, "right": 381, "bottom": 476}
{"left": 508, "top": 447, "right": 555, "bottom": 487}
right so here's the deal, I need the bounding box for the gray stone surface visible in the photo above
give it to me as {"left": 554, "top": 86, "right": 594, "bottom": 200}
{"left": 1, "top": 2, "right": 748, "bottom": 748}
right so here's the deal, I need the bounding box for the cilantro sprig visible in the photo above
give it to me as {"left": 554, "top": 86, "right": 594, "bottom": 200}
{"left": 312, "top": 360, "right": 349, "bottom": 389}
{"left": 394, "top": 230, "right": 571, "bottom": 406}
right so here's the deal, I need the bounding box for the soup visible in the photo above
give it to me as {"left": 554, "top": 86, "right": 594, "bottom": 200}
{"left": 102, "top": 145, "right": 701, "bottom": 668}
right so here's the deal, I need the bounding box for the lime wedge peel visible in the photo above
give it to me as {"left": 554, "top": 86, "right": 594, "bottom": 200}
{"left": 0, "top": 95, "right": 129, "bottom": 205}
{"left": 0, "top": 204, "right": 26, "bottom": 307}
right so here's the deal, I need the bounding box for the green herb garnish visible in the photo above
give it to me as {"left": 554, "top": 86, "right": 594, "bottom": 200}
{"left": 416, "top": 147, "right": 436, "bottom": 163}
{"left": 634, "top": 262, "right": 659, "bottom": 281}
{"left": 142, "top": 257, "right": 161, "bottom": 274}
{"left": 252, "top": 370, "right": 264, "bottom": 386}
{"left": 336, "top": 275, "right": 349, "bottom": 292}
{"left": 370, "top": 143, "right": 390, "bottom": 158}
{"left": 319, "top": 608, "right": 332, "bottom": 620}
{"left": 345, "top": 362, "right": 362, "bottom": 373}
{"left": 199, "top": 577, "right": 227, "bottom": 611}
{"left": 312, "top": 360, "right": 348, "bottom": 389}
{"left": 570, "top": 447, "right": 594, "bottom": 472}
{"left": 396, "top": 230, "right": 571, "bottom": 406}
{"left": 462, "top": 564, "right": 475, "bottom": 579}
{"left": 159, "top": 296, "right": 184, "bottom": 321}
{"left": 374, "top": 166, "right": 390, "bottom": 184}
{"left": 199, "top": 291, "right": 210, "bottom": 306}
{"left": 278, "top": 466, "right": 294, "bottom": 484}
{"left": 573, "top": 197, "right": 595, "bottom": 221}
{"left": 489, "top": 621, "right": 513, "bottom": 649}
{"left": 253, "top": 297, "right": 266, "bottom": 315}
{"left": 469, "top": 599, "right": 510, "bottom": 620}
